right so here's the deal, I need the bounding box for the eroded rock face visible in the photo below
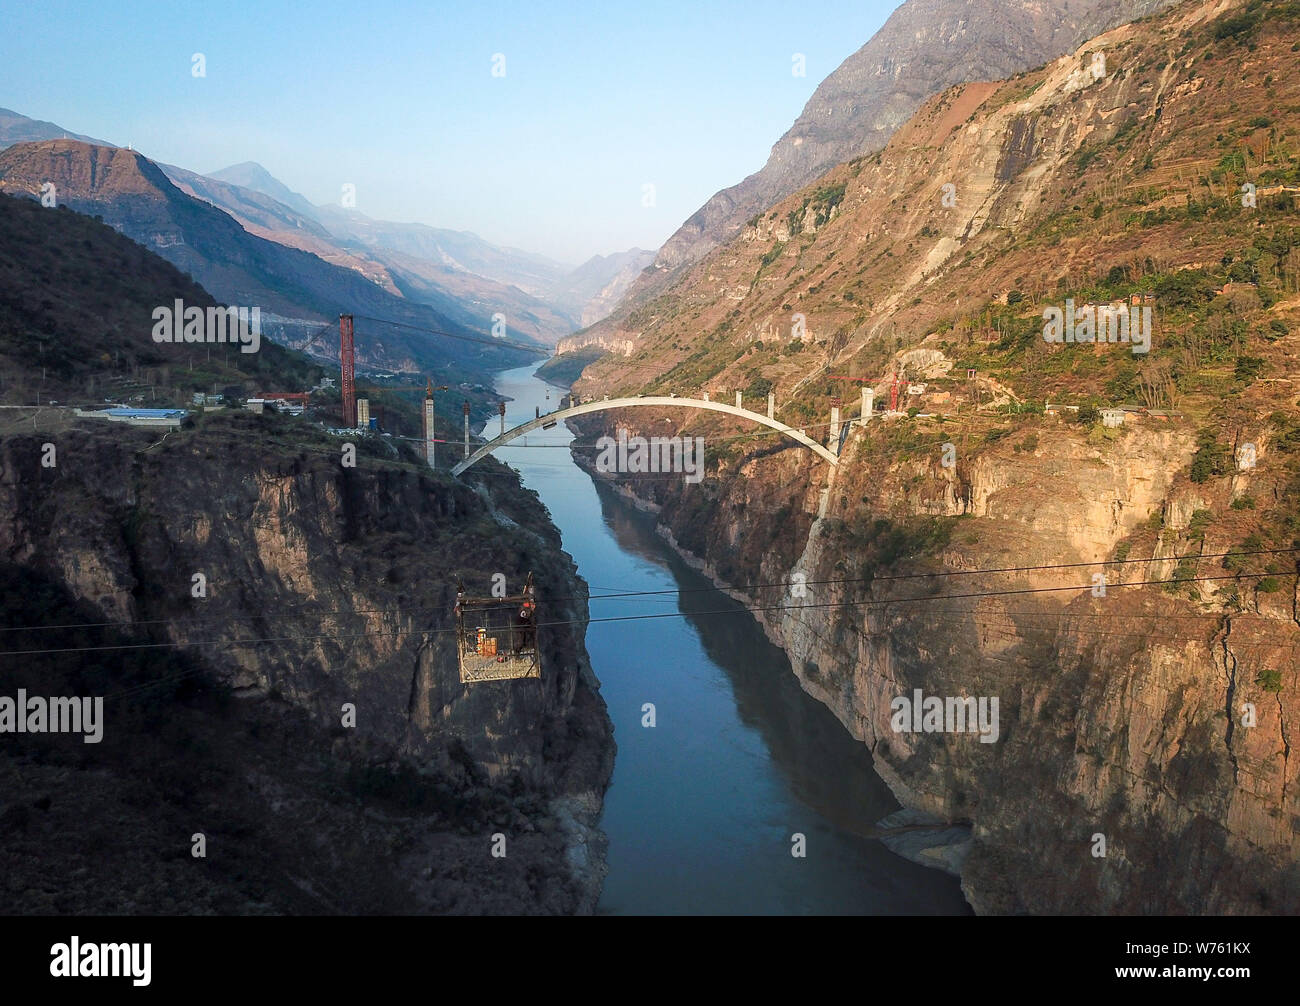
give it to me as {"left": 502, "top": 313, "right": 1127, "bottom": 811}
{"left": 0, "top": 417, "right": 614, "bottom": 913}
{"left": 576, "top": 0, "right": 1180, "bottom": 349}
{"left": 570, "top": 411, "right": 1300, "bottom": 914}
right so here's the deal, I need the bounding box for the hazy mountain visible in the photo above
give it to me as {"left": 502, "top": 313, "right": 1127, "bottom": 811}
{"left": 152, "top": 164, "right": 575, "bottom": 344}
{"left": 163, "top": 163, "right": 335, "bottom": 242}
{"left": 0, "top": 107, "right": 108, "bottom": 149}
{"left": 1, "top": 113, "right": 642, "bottom": 337}
{"left": 557, "top": 249, "right": 656, "bottom": 327}
{"left": 0, "top": 140, "right": 539, "bottom": 374}
{"left": 312, "top": 204, "right": 651, "bottom": 334}
{"left": 313, "top": 204, "right": 571, "bottom": 297}
{"left": 208, "top": 160, "right": 322, "bottom": 221}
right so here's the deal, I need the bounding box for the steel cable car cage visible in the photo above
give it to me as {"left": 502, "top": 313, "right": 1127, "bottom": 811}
{"left": 454, "top": 572, "right": 540, "bottom": 683}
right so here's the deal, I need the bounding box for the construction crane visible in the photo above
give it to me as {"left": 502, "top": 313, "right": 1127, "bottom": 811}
{"left": 889, "top": 369, "right": 905, "bottom": 413}
{"left": 339, "top": 314, "right": 356, "bottom": 428}
{"left": 290, "top": 315, "right": 356, "bottom": 426}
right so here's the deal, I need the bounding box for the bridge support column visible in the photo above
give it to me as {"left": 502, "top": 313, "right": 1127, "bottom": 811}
{"left": 424, "top": 396, "right": 435, "bottom": 469}
{"left": 735, "top": 391, "right": 742, "bottom": 409}
{"left": 767, "top": 392, "right": 775, "bottom": 419}
{"left": 463, "top": 402, "right": 470, "bottom": 459}
{"left": 703, "top": 391, "right": 709, "bottom": 402}
{"left": 499, "top": 402, "right": 506, "bottom": 438}
{"left": 861, "top": 388, "right": 874, "bottom": 424}
{"left": 830, "top": 406, "right": 841, "bottom": 452}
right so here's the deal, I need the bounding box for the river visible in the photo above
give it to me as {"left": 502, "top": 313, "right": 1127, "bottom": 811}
{"left": 488, "top": 362, "right": 970, "bottom": 916}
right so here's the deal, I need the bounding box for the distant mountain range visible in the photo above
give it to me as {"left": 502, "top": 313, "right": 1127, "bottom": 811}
{"left": 0, "top": 139, "right": 534, "bottom": 378}
{"left": 0, "top": 189, "right": 321, "bottom": 404}
{"left": 208, "top": 160, "right": 321, "bottom": 220}
{"left": 0, "top": 107, "right": 106, "bottom": 148}
{"left": 0, "top": 108, "right": 650, "bottom": 347}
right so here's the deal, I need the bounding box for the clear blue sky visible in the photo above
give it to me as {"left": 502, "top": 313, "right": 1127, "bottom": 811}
{"left": 1, "top": 1, "right": 896, "bottom": 264}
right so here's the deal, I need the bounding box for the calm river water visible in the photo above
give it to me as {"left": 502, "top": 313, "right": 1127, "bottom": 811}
{"left": 488, "top": 362, "right": 970, "bottom": 915}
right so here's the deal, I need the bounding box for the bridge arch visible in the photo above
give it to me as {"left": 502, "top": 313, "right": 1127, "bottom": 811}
{"left": 451, "top": 396, "right": 839, "bottom": 476}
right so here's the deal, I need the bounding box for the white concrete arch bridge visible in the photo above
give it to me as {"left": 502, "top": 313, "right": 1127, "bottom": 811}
{"left": 450, "top": 392, "right": 851, "bottom": 476}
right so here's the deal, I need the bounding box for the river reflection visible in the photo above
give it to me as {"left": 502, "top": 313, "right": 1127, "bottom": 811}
{"left": 491, "top": 363, "right": 970, "bottom": 915}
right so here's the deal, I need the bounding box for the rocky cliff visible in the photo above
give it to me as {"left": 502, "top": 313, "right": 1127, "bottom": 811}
{"left": 0, "top": 413, "right": 613, "bottom": 914}
{"left": 570, "top": 404, "right": 1299, "bottom": 912}
{"left": 557, "top": 0, "right": 1300, "bottom": 912}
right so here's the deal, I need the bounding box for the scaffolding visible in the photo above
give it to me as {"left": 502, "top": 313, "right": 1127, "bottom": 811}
{"left": 454, "top": 573, "right": 540, "bottom": 683}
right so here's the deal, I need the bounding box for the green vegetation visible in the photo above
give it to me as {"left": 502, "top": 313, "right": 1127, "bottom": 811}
{"left": 829, "top": 515, "right": 959, "bottom": 573}
{"left": 0, "top": 194, "right": 322, "bottom": 406}
{"left": 1189, "top": 429, "right": 1229, "bottom": 483}
{"left": 534, "top": 345, "right": 607, "bottom": 387}
{"left": 744, "top": 373, "right": 774, "bottom": 399}
{"left": 1234, "top": 355, "right": 1266, "bottom": 382}
{"left": 787, "top": 181, "right": 848, "bottom": 234}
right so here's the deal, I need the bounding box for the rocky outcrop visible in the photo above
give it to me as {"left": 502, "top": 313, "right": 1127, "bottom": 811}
{"left": 556, "top": 330, "right": 636, "bottom": 356}
{"left": 0, "top": 413, "right": 614, "bottom": 914}
{"left": 569, "top": 408, "right": 1300, "bottom": 913}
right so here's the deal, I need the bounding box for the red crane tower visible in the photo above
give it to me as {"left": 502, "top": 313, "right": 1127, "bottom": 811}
{"left": 888, "top": 370, "right": 904, "bottom": 412}
{"left": 339, "top": 314, "right": 356, "bottom": 428}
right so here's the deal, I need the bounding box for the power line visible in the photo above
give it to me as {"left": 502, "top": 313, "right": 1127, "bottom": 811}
{"left": 562, "top": 546, "right": 1300, "bottom": 602}
{"left": 4, "top": 546, "right": 1293, "bottom": 637}
{"left": 94, "top": 599, "right": 1300, "bottom": 705}
{"left": 0, "top": 569, "right": 1290, "bottom": 660}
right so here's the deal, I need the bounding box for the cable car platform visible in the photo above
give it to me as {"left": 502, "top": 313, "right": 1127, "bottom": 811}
{"left": 458, "top": 648, "right": 541, "bottom": 684}
{"left": 455, "top": 574, "right": 541, "bottom": 684}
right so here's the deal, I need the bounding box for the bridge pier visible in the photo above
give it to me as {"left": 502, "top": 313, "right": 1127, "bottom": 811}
{"left": 703, "top": 391, "right": 710, "bottom": 402}
{"left": 830, "top": 405, "right": 841, "bottom": 452}
{"left": 424, "top": 395, "right": 435, "bottom": 469}
{"left": 735, "top": 391, "right": 742, "bottom": 409}
{"left": 861, "top": 387, "right": 874, "bottom": 424}
{"left": 768, "top": 392, "right": 775, "bottom": 419}
{"left": 463, "top": 402, "right": 470, "bottom": 459}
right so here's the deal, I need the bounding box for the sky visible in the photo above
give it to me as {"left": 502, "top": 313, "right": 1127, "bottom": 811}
{"left": 0, "top": 1, "right": 897, "bottom": 264}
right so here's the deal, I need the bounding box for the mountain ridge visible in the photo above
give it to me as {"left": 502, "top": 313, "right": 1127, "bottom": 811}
{"left": 0, "top": 139, "right": 536, "bottom": 376}
{"left": 572, "top": 0, "right": 1183, "bottom": 356}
